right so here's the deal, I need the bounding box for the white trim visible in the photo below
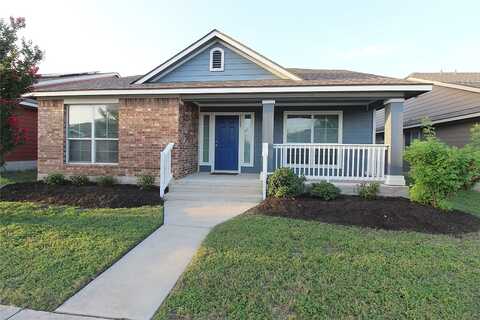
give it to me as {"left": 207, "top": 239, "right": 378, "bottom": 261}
{"left": 198, "top": 112, "right": 214, "bottom": 166}
{"left": 64, "top": 97, "right": 119, "bottom": 104}
{"left": 28, "top": 84, "right": 433, "bottom": 97}
{"left": 19, "top": 100, "right": 38, "bottom": 108}
{"left": 283, "top": 110, "right": 343, "bottom": 144}
{"left": 407, "top": 77, "right": 480, "bottom": 94}
{"left": 384, "top": 98, "right": 405, "bottom": 104}
{"left": 262, "top": 99, "right": 275, "bottom": 104}
{"left": 133, "top": 30, "right": 301, "bottom": 83}
{"left": 209, "top": 47, "right": 224, "bottom": 72}
{"left": 240, "top": 112, "right": 255, "bottom": 167}
{"left": 66, "top": 105, "right": 119, "bottom": 165}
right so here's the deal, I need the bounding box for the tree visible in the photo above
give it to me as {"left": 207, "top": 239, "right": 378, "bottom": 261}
{"left": 469, "top": 123, "right": 480, "bottom": 149}
{"left": 0, "top": 17, "right": 43, "bottom": 167}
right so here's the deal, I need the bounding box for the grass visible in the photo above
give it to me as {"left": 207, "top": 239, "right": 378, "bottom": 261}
{"left": 0, "top": 201, "right": 163, "bottom": 311}
{"left": 448, "top": 190, "right": 480, "bottom": 217}
{"left": 0, "top": 170, "right": 37, "bottom": 185}
{"left": 155, "top": 214, "right": 480, "bottom": 319}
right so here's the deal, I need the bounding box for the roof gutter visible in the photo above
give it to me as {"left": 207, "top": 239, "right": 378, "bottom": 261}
{"left": 27, "top": 84, "right": 432, "bottom": 98}
{"left": 407, "top": 77, "right": 480, "bottom": 94}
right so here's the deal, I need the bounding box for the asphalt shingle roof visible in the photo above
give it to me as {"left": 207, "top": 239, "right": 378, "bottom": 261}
{"left": 409, "top": 72, "right": 480, "bottom": 89}
{"left": 34, "top": 69, "right": 424, "bottom": 92}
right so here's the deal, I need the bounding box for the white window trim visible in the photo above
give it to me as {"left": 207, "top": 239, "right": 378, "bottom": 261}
{"left": 66, "top": 104, "right": 119, "bottom": 165}
{"left": 209, "top": 47, "right": 224, "bottom": 72}
{"left": 240, "top": 113, "right": 255, "bottom": 167}
{"left": 198, "top": 111, "right": 255, "bottom": 170}
{"left": 283, "top": 110, "right": 343, "bottom": 144}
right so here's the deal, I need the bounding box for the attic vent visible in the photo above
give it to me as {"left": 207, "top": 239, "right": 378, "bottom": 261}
{"left": 209, "top": 47, "right": 224, "bottom": 72}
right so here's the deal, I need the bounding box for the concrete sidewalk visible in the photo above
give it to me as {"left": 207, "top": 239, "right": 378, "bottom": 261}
{"left": 54, "top": 174, "right": 261, "bottom": 320}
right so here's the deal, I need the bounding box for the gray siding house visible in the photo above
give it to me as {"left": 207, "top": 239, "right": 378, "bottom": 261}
{"left": 29, "top": 30, "right": 431, "bottom": 197}
{"left": 377, "top": 72, "right": 480, "bottom": 147}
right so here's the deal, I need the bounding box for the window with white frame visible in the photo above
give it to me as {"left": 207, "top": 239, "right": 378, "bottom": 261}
{"left": 284, "top": 112, "right": 342, "bottom": 143}
{"left": 209, "top": 47, "right": 224, "bottom": 71}
{"left": 67, "top": 105, "right": 119, "bottom": 163}
{"left": 241, "top": 113, "right": 254, "bottom": 166}
{"left": 199, "top": 114, "right": 211, "bottom": 164}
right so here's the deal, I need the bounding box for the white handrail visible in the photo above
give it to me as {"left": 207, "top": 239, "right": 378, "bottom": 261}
{"left": 272, "top": 143, "right": 388, "bottom": 181}
{"left": 262, "top": 143, "right": 269, "bottom": 200}
{"left": 160, "top": 143, "right": 174, "bottom": 198}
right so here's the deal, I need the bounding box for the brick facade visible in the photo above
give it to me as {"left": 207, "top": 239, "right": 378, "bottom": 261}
{"left": 37, "top": 97, "right": 198, "bottom": 183}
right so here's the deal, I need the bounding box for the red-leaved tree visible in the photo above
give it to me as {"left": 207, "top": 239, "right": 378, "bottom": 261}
{"left": 0, "top": 17, "right": 43, "bottom": 167}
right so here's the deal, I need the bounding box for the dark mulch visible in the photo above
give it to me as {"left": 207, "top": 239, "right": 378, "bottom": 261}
{"left": 0, "top": 182, "right": 163, "bottom": 208}
{"left": 252, "top": 196, "right": 480, "bottom": 235}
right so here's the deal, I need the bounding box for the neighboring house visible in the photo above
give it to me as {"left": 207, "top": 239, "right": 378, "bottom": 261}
{"left": 28, "top": 30, "right": 431, "bottom": 192}
{"left": 3, "top": 72, "right": 119, "bottom": 171}
{"left": 376, "top": 72, "right": 480, "bottom": 148}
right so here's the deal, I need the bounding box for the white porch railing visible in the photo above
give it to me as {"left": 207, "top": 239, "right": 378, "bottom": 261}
{"left": 272, "top": 143, "right": 388, "bottom": 181}
{"left": 159, "top": 143, "right": 174, "bottom": 198}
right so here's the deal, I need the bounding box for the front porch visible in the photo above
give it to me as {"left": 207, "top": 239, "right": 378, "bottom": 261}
{"left": 184, "top": 92, "right": 405, "bottom": 182}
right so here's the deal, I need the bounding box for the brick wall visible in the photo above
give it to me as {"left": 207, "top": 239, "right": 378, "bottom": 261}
{"left": 5, "top": 105, "right": 38, "bottom": 162}
{"left": 37, "top": 97, "right": 199, "bottom": 183}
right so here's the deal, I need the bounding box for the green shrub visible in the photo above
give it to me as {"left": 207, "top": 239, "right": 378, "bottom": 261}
{"left": 69, "top": 175, "right": 90, "bottom": 186}
{"left": 267, "top": 168, "right": 305, "bottom": 198}
{"left": 405, "top": 137, "right": 480, "bottom": 209}
{"left": 97, "top": 176, "right": 116, "bottom": 187}
{"left": 137, "top": 175, "right": 155, "bottom": 189}
{"left": 358, "top": 182, "right": 380, "bottom": 200}
{"left": 310, "top": 181, "right": 340, "bottom": 200}
{"left": 44, "top": 173, "right": 67, "bottom": 185}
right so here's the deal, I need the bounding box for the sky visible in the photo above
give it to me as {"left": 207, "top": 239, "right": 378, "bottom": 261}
{"left": 2, "top": 0, "right": 480, "bottom": 79}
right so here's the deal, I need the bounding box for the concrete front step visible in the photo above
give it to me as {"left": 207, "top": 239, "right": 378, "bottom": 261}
{"left": 165, "top": 192, "right": 262, "bottom": 202}
{"left": 169, "top": 184, "right": 262, "bottom": 193}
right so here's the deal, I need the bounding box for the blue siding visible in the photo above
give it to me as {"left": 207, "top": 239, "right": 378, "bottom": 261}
{"left": 152, "top": 42, "right": 279, "bottom": 82}
{"left": 198, "top": 106, "right": 373, "bottom": 174}
{"left": 274, "top": 106, "right": 373, "bottom": 144}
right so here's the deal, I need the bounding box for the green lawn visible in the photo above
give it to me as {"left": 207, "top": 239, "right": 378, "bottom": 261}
{"left": 155, "top": 214, "right": 480, "bottom": 319}
{"left": 0, "top": 201, "right": 163, "bottom": 311}
{"left": 449, "top": 190, "right": 480, "bottom": 217}
{"left": 0, "top": 170, "right": 37, "bottom": 185}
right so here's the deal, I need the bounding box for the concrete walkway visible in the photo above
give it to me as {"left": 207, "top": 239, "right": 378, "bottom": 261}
{"left": 53, "top": 173, "right": 261, "bottom": 320}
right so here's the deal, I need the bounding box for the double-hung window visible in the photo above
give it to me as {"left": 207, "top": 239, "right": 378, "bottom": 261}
{"left": 67, "top": 105, "right": 119, "bottom": 164}
{"left": 285, "top": 112, "right": 342, "bottom": 144}
{"left": 284, "top": 111, "right": 343, "bottom": 167}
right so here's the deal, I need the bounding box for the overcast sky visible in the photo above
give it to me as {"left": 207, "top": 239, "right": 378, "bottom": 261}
{"left": 2, "top": 0, "right": 480, "bottom": 79}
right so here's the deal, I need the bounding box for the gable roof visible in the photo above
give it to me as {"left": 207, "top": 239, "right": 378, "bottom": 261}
{"left": 408, "top": 72, "right": 480, "bottom": 92}
{"left": 133, "top": 29, "right": 302, "bottom": 84}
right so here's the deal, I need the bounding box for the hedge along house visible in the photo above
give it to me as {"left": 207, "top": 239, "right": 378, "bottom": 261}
{"left": 29, "top": 30, "right": 431, "bottom": 197}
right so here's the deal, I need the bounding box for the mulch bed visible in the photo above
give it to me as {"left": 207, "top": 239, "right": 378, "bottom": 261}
{"left": 252, "top": 196, "right": 480, "bottom": 235}
{"left": 0, "top": 182, "right": 163, "bottom": 208}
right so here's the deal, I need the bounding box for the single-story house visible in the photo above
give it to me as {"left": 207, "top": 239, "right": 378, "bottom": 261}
{"left": 3, "top": 72, "right": 119, "bottom": 172}
{"left": 377, "top": 72, "right": 480, "bottom": 147}
{"left": 28, "top": 30, "right": 431, "bottom": 195}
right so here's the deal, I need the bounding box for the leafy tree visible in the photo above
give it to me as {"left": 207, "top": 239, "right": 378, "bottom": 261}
{"left": 0, "top": 17, "right": 42, "bottom": 167}
{"left": 420, "top": 117, "right": 435, "bottom": 138}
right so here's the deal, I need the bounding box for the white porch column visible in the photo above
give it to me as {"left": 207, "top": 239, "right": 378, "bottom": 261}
{"left": 384, "top": 98, "right": 406, "bottom": 185}
{"left": 262, "top": 99, "right": 275, "bottom": 172}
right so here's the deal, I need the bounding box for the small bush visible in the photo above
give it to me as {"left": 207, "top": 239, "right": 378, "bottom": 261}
{"left": 69, "top": 175, "right": 90, "bottom": 186}
{"left": 358, "top": 182, "right": 380, "bottom": 200}
{"left": 310, "top": 181, "right": 340, "bottom": 200}
{"left": 405, "top": 137, "right": 480, "bottom": 209}
{"left": 267, "top": 168, "right": 305, "bottom": 198}
{"left": 44, "top": 173, "right": 67, "bottom": 185}
{"left": 97, "top": 176, "right": 116, "bottom": 187}
{"left": 137, "top": 175, "right": 155, "bottom": 189}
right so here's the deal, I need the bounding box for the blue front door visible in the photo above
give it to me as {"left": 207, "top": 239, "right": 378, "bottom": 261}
{"left": 215, "top": 115, "right": 239, "bottom": 171}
